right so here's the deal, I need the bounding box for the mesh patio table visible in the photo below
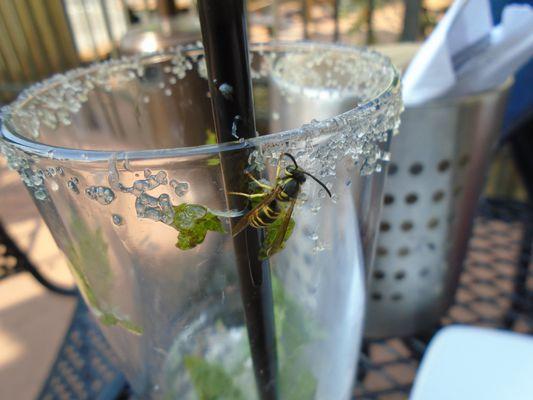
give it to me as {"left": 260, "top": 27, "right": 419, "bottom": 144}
{"left": 30, "top": 197, "right": 533, "bottom": 400}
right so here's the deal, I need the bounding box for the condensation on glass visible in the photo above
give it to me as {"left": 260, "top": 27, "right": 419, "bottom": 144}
{"left": 0, "top": 43, "right": 401, "bottom": 400}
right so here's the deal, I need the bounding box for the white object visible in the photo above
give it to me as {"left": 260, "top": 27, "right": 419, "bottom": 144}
{"left": 403, "top": 0, "right": 492, "bottom": 105}
{"left": 450, "top": 4, "right": 533, "bottom": 97}
{"left": 410, "top": 325, "right": 533, "bottom": 400}
{"left": 403, "top": 0, "right": 533, "bottom": 105}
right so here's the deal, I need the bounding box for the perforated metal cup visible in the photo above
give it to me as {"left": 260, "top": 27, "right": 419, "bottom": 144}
{"left": 364, "top": 81, "right": 512, "bottom": 338}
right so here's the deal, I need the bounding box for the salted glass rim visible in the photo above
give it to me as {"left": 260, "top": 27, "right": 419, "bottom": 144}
{"left": 0, "top": 41, "right": 400, "bottom": 163}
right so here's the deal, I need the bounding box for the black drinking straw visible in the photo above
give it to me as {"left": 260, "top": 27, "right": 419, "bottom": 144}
{"left": 196, "top": 1, "right": 279, "bottom": 400}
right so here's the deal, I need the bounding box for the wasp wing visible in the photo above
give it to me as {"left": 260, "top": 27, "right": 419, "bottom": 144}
{"left": 231, "top": 186, "right": 281, "bottom": 237}
{"left": 265, "top": 198, "right": 296, "bottom": 257}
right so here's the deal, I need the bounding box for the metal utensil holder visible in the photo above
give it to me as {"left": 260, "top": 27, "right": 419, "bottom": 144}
{"left": 365, "top": 80, "right": 512, "bottom": 338}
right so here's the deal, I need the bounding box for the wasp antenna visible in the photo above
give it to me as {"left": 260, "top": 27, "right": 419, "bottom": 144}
{"left": 303, "top": 171, "right": 332, "bottom": 198}
{"left": 281, "top": 152, "right": 298, "bottom": 168}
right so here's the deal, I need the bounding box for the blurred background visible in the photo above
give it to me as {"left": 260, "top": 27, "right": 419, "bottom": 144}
{"left": 0, "top": 0, "right": 449, "bottom": 100}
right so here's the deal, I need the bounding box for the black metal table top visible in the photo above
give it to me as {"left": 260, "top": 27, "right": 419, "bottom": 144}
{"left": 28, "top": 198, "right": 533, "bottom": 400}
{"left": 354, "top": 198, "right": 533, "bottom": 399}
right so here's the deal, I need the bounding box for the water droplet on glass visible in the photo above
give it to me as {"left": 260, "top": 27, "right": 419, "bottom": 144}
{"left": 170, "top": 179, "right": 189, "bottom": 196}
{"left": 311, "top": 204, "right": 321, "bottom": 214}
{"left": 229, "top": 112, "right": 242, "bottom": 138}
{"left": 67, "top": 177, "right": 80, "bottom": 194}
{"left": 313, "top": 241, "right": 325, "bottom": 254}
{"left": 108, "top": 155, "right": 123, "bottom": 191}
{"left": 307, "top": 230, "right": 319, "bottom": 241}
{"left": 218, "top": 83, "right": 233, "bottom": 99}
{"left": 157, "top": 194, "right": 175, "bottom": 224}
{"left": 85, "top": 186, "right": 115, "bottom": 205}
{"left": 31, "top": 174, "right": 43, "bottom": 186}
{"left": 123, "top": 158, "right": 133, "bottom": 172}
{"left": 155, "top": 171, "right": 167, "bottom": 184}
{"left": 34, "top": 189, "right": 47, "bottom": 200}
{"left": 136, "top": 195, "right": 162, "bottom": 222}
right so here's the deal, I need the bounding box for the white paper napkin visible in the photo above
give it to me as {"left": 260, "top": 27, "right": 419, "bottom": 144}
{"left": 402, "top": 0, "right": 533, "bottom": 106}
{"left": 449, "top": 4, "right": 533, "bottom": 98}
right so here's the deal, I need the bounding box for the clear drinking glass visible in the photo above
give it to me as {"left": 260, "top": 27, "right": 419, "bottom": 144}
{"left": 0, "top": 42, "right": 401, "bottom": 399}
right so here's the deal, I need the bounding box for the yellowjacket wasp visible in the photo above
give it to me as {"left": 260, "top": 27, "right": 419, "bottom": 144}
{"left": 231, "top": 152, "right": 331, "bottom": 257}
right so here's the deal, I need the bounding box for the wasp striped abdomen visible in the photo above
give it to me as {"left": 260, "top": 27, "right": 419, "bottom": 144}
{"left": 230, "top": 153, "right": 332, "bottom": 254}
{"left": 276, "top": 177, "right": 299, "bottom": 202}
{"left": 250, "top": 200, "right": 282, "bottom": 228}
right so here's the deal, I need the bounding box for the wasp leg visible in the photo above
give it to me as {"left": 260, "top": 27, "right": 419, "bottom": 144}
{"left": 275, "top": 153, "right": 284, "bottom": 179}
{"left": 228, "top": 191, "right": 268, "bottom": 199}
{"left": 245, "top": 172, "right": 273, "bottom": 190}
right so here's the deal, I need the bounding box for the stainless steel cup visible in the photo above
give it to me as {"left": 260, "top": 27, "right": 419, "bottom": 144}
{"left": 365, "top": 80, "right": 512, "bottom": 338}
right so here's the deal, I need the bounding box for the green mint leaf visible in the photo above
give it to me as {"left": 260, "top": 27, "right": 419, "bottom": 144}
{"left": 116, "top": 318, "right": 144, "bottom": 335}
{"left": 99, "top": 313, "right": 144, "bottom": 335}
{"left": 246, "top": 185, "right": 296, "bottom": 259}
{"left": 207, "top": 157, "right": 221, "bottom": 166}
{"left": 204, "top": 130, "right": 221, "bottom": 165}
{"left": 66, "top": 216, "right": 143, "bottom": 336}
{"left": 272, "top": 276, "right": 319, "bottom": 400}
{"left": 173, "top": 204, "right": 208, "bottom": 229}
{"left": 259, "top": 214, "right": 295, "bottom": 260}
{"left": 205, "top": 129, "right": 217, "bottom": 145}
{"left": 184, "top": 356, "right": 245, "bottom": 400}
{"left": 176, "top": 228, "right": 207, "bottom": 250}
{"left": 280, "top": 365, "right": 317, "bottom": 400}
{"left": 172, "top": 204, "right": 225, "bottom": 250}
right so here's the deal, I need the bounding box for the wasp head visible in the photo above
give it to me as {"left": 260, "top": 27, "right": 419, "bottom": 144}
{"left": 286, "top": 167, "right": 306, "bottom": 183}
